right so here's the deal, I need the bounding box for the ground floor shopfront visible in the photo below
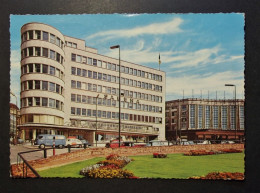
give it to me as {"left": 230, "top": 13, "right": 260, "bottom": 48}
{"left": 18, "top": 124, "right": 159, "bottom": 146}
{"left": 166, "top": 129, "right": 244, "bottom": 142}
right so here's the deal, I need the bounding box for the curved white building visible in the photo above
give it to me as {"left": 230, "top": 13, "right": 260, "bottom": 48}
{"left": 19, "top": 22, "right": 166, "bottom": 145}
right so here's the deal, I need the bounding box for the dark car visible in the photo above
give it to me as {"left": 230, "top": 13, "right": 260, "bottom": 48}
{"left": 80, "top": 139, "right": 90, "bottom": 147}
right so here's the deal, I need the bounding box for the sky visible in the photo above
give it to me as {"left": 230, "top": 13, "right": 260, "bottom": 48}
{"left": 10, "top": 14, "right": 245, "bottom": 107}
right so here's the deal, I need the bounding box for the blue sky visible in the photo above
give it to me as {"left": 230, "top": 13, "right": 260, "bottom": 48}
{"left": 10, "top": 14, "right": 245, "bottom": 107}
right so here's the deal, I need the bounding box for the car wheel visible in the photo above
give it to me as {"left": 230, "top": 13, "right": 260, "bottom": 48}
{"left": 79, "top": 144, "right": 82, "bottom": 148}
{"left": 39, "top": 144, "right": 45, "bottom": 149}
{"left": 58, "top": 144, "right": 63, "bottom": 149}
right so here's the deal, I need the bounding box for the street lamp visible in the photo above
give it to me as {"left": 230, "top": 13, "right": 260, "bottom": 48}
{"left": 10, "top": 91, "right": 17, "bottom": 145}
{"left": 225, "top": 84, "right": 237, "bottom": 141}
{"left": 95, "top": 94, "right": 99, "bottom": 147}
{"left": 110, "top": 45, "right": 121, "bottom": 147}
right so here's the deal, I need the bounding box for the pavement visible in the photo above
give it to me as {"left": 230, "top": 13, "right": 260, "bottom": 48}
{"left": 9, "top": 143, "right": 86, "bottom": 165}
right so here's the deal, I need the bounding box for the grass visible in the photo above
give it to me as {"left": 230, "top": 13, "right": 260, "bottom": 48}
{"left": 125, "top": 153, "right": 245, "bottom": 179}
{"left": 38, "top": 153, "right": 244, "bottom": 178}
{"left": 38, "top": 157, "right": 104, "bottom": 178}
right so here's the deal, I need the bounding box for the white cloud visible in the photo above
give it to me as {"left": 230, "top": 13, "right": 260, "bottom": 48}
{"left": 166, "top": 71, "right": 244, "bottom": 100}
{"left": 86, "top": 17, "right": 184, "bottom": 40}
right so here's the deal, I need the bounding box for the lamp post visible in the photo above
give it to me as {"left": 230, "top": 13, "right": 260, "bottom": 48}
{"left": 110, "top": 45, "right": 121, "bottom": 147}
{"left": 95, "top": 94, "right": 99, "bottom": 147}
{"left": 10, "top": 91, "right": 17, "bottom": 145}
{"left": 225, "top": 84, "right": 237, "bottom": 141}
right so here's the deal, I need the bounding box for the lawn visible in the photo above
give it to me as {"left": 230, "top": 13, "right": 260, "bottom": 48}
{"left": 38, "top": 153, "right": 244, "bottom": 178}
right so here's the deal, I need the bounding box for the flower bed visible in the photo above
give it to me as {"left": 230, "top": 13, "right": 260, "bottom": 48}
{"left": 184, "top": 149, "right": 242, "bottom": 156}
{"left": 189, "top": 172, "right": 244, "bottom": 180}
{"left": 153, "top": 153, "right": 167, "bottom": 158}
{"left": 80, "top": 154, "right": 138, "bottom": 178}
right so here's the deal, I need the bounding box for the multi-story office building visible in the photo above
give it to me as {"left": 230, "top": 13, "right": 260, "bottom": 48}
{"left": 10, "top": 103, "right": 20, "bottom": 143}
{"left": 19, "top": 22, "right": 165, "bottom": 144}
{"left": 165, "top": 98, "right": 244, "bottom": 141}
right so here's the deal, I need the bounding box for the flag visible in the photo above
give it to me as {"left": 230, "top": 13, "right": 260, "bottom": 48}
{"left": 159, "top": 53, "right": 161, "bottom": 64}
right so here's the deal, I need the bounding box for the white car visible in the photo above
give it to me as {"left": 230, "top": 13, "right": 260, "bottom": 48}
{"left": 66, "top": 138, "right": 83, "bottom": 148}
{"left": 197, "top": 140, "right": 211, "bottom": 145}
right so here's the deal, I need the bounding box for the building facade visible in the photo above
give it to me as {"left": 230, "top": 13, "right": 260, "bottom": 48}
{"left": 165, "top": 98, "right": 244, "bottom": 141}
{"left": 19, "top": 22, "right": 166, "bottom": 145}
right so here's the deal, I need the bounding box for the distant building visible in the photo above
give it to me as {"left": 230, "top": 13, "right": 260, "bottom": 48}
{"left": 18, "top": 22, "right": 166, "bottom": 145}
{"left": 165, "top": 98, "right": 244, "bottom": 141}
{"left": 10, "top": 103, "right": 20, "bottom": 142}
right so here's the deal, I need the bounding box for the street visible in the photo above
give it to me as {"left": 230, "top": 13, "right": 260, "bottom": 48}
{"left": 10, "top": 143, "right": 82, "bottom": 164}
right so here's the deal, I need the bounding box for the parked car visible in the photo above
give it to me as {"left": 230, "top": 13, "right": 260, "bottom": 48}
{"left": 80, "top": 139, "right": 90, "bottom": 147}
{"left": 105, "top": 140, "right": 146, "bottom": 148}
{"left": 66, "top": 138, "right": 83, "bottom": 148}
{"left": 146, "top": 140, "right": 173, "bottom": 146}
{"left": 197, "top": 140, "right": 211, "bottom": 145}
{"left": 35, "top": 134, "right": 66, "bottom": 149}
{"left": 221, "top": 140, "right": 235, "bottom": 144}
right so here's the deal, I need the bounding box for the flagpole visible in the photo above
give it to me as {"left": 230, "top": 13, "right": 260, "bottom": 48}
{"left": 159, "top": 53, "right": 161, "bottom": 71}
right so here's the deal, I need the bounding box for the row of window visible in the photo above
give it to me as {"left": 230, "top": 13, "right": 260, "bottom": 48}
{"left": 71, "top": 94, "right": 162, "bottom": 113}
{"left": 71, "top": 53, "right": 163, "bottom": 82}
{"left": 71, "top": 80, "right": 162, "bottom": 103}
{"left": 21, "top": 114, "right": 64, "bottom": 125}
{"left": 66, "top": 41, "right": 77, "bottom": 48}
{"left": 71, "top": 67, "right": 163, "bottom": 92}
{"left": 21, "top": 30, "right": 64, "bottom": 49}
{"left": 21, "top": 63, "right": 64, "bottom": 81}
{"left": 21, "top": 80, "right": 64, "bottom": 95}
{"left": 21, "top": 97, "right": 64, "bottom": 111}
{"left": 21, "top": 47, "right": 64, "bottom": 65}
{"left": 71, "top": 107, "right": 163, "bottom": 124}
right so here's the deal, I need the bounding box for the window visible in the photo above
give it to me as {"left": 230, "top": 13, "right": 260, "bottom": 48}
{"left": 107, "top": 63, "right": 111, "bottom": 70}
{"left": 87, "top": 58, "right": 92, "bottom": 65}
{"left": 213, "top": 106, "right": 219, "bottom": 129}
{"left": 35, "top": 47, "right": 41, "bottom": 56}
{"left": 35, "top": 80, "right": 41, "bottom": 89}
{"left": 50, "top": 66, "right": 55, "bottom": 75}
{"left": 72, "top": 43, "right": 77, "bottom": 48}
{"left": 87, "top": 83, "right": 92, "bottom": 91}
{"left": 77, "top": 81, "right": 81, "bottom": 89}
{"left": 49, "top": 98, "right": 55, "bottom": 108}
{"left": 71, "top": 94, "right": 76, "bottom": 102}
{"left": 88, "top": 109, "right": 91, "bottom": 117}
{"left": 49, "top": 82, "right": 55, "bottom": 92}
{"left": 28, "top": 80, "right": 33, "bottom": 89}
{"left": 35, "top": 64, "right": 41, "bottom": 73}
{"left": 42, "top": 81, "right": 48, "bottom": 90}
{"left": 28, "top": 30, "right": 33, "bottom": 39}
{"left": 77, "top": 95, "right": 81, "bottom": 103}
{"left": 50, "top": 34, "right": 55, "bottom": 44}
{"left": 230, "top": 106, "right": 235, "bottom": 130}
{"left": 82, "top": 109, "right": 86, "bottom": 116}
{"left": 82, "top": 69, "right": 87, "bottom": 77}
{"left": 71, "top": 54, "right": 76, "bottom": 61}
{"left": 92, "top": 84, "right": 97, "bottom": 91}
{"left": 76, "top": 55, "right": 81, "bottom": 63}
{"left": 35, "top": 97, "right": 40, "bottom": 106}
{"left": 93, "top": 59, "right": 97, "bottom": 66}
{"left": 82, "top": 57, "right": 87, "bottom": 63}
{"left": 56, "top": 53, "right": 60, "bottom": 63}
{"left": 240, "top": 106, "right": 244, "bottom": 129}
{"left": 35, "top": 30, "right": 41, "bottom": 39}
{"left": 82, "top": 95, "right": 86, "bottom": 103}
{"left": 221, "top": 106, "right": 228, "bottom": 129}
{"left": 190, "top": 105, "right": 195, "bottom": 128}
{"left": 50, "top": 50, "right": 55, "bottom": 59}
{"left": 98, "top": 73, "right": 102, "bottom": 80}
{"left": 71, "top": 80, "right": 76, "bottom": 88}
{"left": 103, "top": 74, "right": 107, "bottom": 81}
{"left": 77, "top": 68, "right": 81, "bottom": 76}
{"left": 71, "top": 67, "right": 76, "bottom": 75}
{"left": 133, "top": 69, "right": 137, "bottom": 76}
{"left": 76, "top": 108, "right": 81, "bottom": 115}
{"left": 56, "top": 84, "right": 60, "bottom": 94}
{"left": 42, "top": 98, "right": 48, "bottom": 107}
{"left": 97, "top": 85, "right": 102, "bottom": 92}
{"left": 93, "top": 72, "right": 97, "bottom": 79}
{"left": 56, "top": 100, "right": 60, "bottom": 109}
{"left": 28, "top": 97, "right": 33, "bottom": 106}
{"left": 198, "top": 105, "right": 203, "bottom": 128}
{"left": 42, "top": 48, "right": 48, "bottom": 57}
{"left": 111, "top": 64, "right": 116, "bottom": 71}
{"left": 28, "top": 47, "right": 33, "bottom": 56}
{"left": 102, "top": 62, "right": 107, "bottom": 68}
{"left": 205, "top": 106, "right": 210, "bottom": 129}
{"left": 88, "top": 70, "right": 92, "bottom": 78}
{"left": 28, "top": 63, "right": 33, "bottom": 73}
{"left": 97, "top": 60, "right": 102, "bottom": 67}
{"left": 71, "top": 107, "right": 75, "bottom": 115}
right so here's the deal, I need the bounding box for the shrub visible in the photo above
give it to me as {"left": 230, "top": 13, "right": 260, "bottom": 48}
{"left": 84, "top": 167, "right": 134, "bottom": 178}
{"left": 153, "top": 153, "right": 167, "bottom": 158}
{"left": 189, "top": 172, "right": 244, "bottom": 180}
{"left": 97, "top": 159, "right": 127, "bottom": 168}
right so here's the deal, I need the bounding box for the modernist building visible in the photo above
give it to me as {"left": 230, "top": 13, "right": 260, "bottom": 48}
{"left": 19, "top": 22, "right": 166, "bottom": 144}
{"left": 10, "top": 103, "right": 20, "bottom": 143}
{"left": 165, "top": 98, "right": 244, "bottom": 141}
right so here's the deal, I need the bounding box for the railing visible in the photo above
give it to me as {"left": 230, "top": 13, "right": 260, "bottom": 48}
{"left": 16, "top": 147, "right": 55, "bottom": 178}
